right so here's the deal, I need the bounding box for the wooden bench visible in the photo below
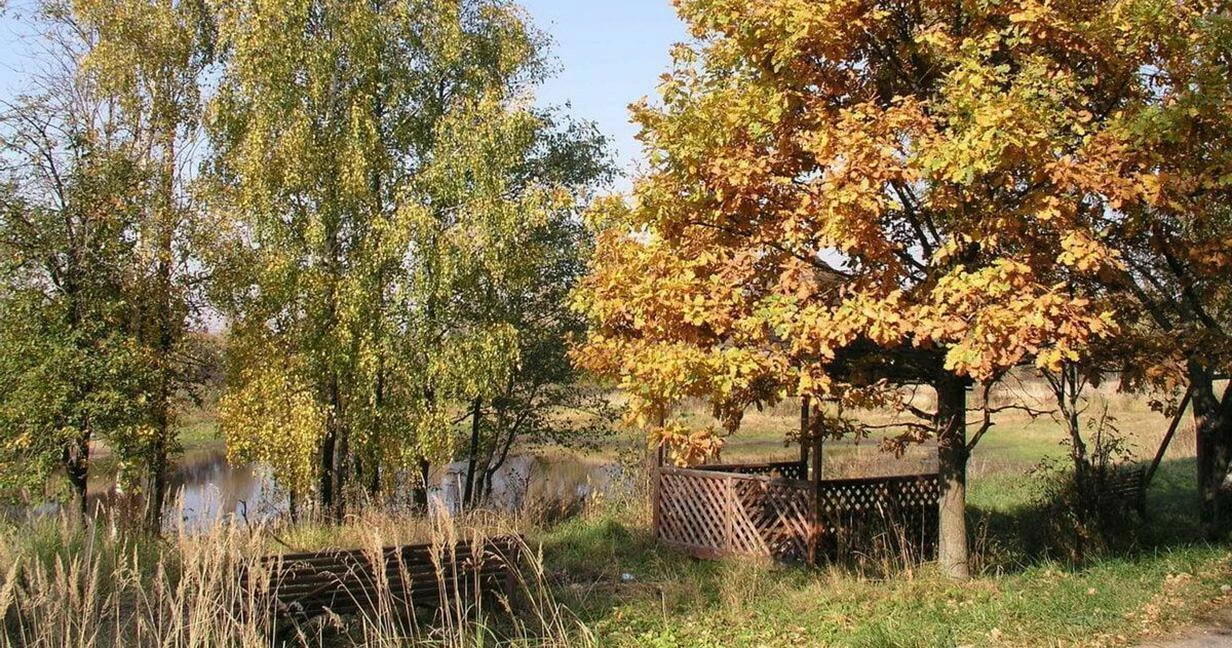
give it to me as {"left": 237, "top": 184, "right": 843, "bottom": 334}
{"left": 1098, "top": 465, "right": 1147, "bottom": 514}
{"left": 243, "top": 535, "right": 521, "bottom": 623}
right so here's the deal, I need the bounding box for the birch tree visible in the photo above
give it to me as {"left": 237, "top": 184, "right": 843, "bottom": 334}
{"left": 208, "top": 0, "right": 608, "bottom": 516}
{"left": 69, "top": 0, "right": 214, "bottom": 529}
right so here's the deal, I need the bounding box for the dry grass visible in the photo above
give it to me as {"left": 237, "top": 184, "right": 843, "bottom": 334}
{"left": 2, "top": 376, "right": 1224, "bottom": 647}
{"left": 0, "top": 508, "right": 592, "bottom": 648}
{"left": 665, "top": 375, "right": 1202, "bottom": 482}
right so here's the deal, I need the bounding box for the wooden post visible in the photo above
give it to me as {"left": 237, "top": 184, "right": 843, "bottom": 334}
{"left": 799, "top": 397, "right": 811, "bottom": 477}
{"left": 807, "top": 485, "right": 819, "bottom": 566}
{"left": 650, "top": 410, "right": 666, "bottom": 543}
{"left": 809, "top": 411, "right": 824, "bottom": 566}
{"left": 812, "top": 416, "right": 824, "bottom": 483}
{"left": 719, "top": 475, "right": 729, "bottom": 556}
{"left": 1145, "top": 388, "right": 1193, "bottom": 488}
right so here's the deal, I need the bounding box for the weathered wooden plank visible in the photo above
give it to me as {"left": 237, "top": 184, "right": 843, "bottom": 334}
{"left": 247, "top": 535, "right": 521, "bottom": 624}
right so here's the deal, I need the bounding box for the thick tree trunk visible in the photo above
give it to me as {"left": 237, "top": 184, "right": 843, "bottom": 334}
{"left": 936, "top": 372, "right": 970, "bottom": 580}
{"left": 1190, "top": 362, "right": 1232, "bottom": 539}
{"left": 463, "top": 398, "right": 482, "bottom": 509}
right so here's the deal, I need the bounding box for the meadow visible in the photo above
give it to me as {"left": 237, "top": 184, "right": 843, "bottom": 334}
{"left": 2, "top": 384, "right": 1230, "bottom": 647}
{"left": 0, "top": 384, "right": 1227, "bottom": 645}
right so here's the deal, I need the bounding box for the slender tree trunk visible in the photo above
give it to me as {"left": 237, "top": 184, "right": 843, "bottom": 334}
{"left": 1190, "top": 362, "right": 1232, "bottom": 539}
{"left": 1053, "top": 364, "right": 1091, "bottom": 558}
{"left": 145, "top": 126, "right": 177, "bottom": 534}
{"left": 61, "top": 266, "right": 91, "bottom": 518}
{"left": 1056, "top": 365, "right": 1090, "bottom": 504}
{"left": 320, "top": 420, "right": 337, "bottom": 513}
{"left": 147, "top": 395, "right": 170, "bottom": 532}
{"left": 462, "top": 398, "right": 482, "bottom": 509}
{"left": 367, "top": 463, "right": 381, "bottom": 498}
{"left": 415, "top": 458, "right": 431, "bottom": 510}
{"left": 334, "top": 420, "right": 349, "bottom": 520}
{"left": 483, "top": 401, "right": 520, "bottom": 505}
{"left": 367, "top": 356, "right": 385, "bottom": 500}
{"left": 64, "top": 422, "right": 91, "bottom": 517}
{"left": 288, "top": 489, "right": 299, "bottom": 523}
{"left": 475, "top": 469, "right": 487, "bottom": 504}
{"left": 936, "top": 372, "right": 970, "bottom": 580}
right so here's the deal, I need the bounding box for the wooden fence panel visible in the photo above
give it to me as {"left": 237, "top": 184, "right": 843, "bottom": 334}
{"left": 657, "top": 468, "right": 732, "bottom": 558}
{"left": 731, "top": 477, "right": 813, "bottom": 561}
{"left": 814, "top": 474, "right": 941, "bottom": 562}
{"left": 656, "top": 466, "right": 940, "bottom": 565}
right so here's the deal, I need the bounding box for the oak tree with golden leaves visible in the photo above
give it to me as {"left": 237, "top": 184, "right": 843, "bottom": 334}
{"left": 574, "top": 0, "right": 1231, "bottom": 577}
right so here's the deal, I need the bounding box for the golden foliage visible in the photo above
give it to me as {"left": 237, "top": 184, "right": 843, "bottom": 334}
{"left": 574, "top": 0, "right": 1230, "bottom": 457}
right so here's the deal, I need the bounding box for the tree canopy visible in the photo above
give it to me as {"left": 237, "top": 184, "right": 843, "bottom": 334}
{"left": 207, "top": 0, "right": 609, "bottom": 515}
{"left": 573, "top": 0, "right": 1232, "bottom": 576}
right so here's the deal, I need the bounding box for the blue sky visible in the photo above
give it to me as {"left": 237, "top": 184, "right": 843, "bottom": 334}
{"left": 0, "top": 0, "right": 688, "bottom": 179}
{"left": 519, "top": 0, "right": 689, "bottom": 178}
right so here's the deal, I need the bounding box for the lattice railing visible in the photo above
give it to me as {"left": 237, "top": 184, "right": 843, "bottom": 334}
{"left": 657, "top": 468, "right": 812, "bottom": 561}
{"left": 814, "top": 474, "right": 940, "bottom": 561}
{"left": 655, "top": 465, "right": 940, "bottom": 565}
{"left": 698, "top": 461, "right": 808, "bottom": 481}
{"left": 732, "top": 477, "right": 814, "bottom": 561}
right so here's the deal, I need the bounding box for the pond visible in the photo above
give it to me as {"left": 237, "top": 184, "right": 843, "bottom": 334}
{"left": 15, "top": 438, "right": 931, "bottom": 530}
{"left": 60, "top": 450, "right": 627, "bottom": 531}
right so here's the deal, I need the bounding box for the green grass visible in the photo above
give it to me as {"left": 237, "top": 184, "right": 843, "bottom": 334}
{"left": 176, "top": 419, "right": 222, "bottom": 450}
{"left": 9, "top": 384, "right": 1228, "bottom": 647}
{"left": 536, "top": 458, "right": 1231, "bottom": 648}
{"left": 538, "top": 515, "right": 1230, "bottom": 647}
{"left": 5, "top": 456, "right": 1229, "bottom": 647}
{"left": 526, "top": 403, "right": 1228, "bottom": 648}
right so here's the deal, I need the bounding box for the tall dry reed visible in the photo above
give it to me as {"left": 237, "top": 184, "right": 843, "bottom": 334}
{"left": 0, "top": 506, "right": 592, "bottom": 647}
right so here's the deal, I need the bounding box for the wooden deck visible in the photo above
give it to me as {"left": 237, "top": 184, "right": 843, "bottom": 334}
{"left": 654, "top": 462, "right": 940, "bottom": 564}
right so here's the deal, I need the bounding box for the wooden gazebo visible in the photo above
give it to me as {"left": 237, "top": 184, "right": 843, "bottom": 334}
{"left": 651, "top": 400, "right": 941, "bottom": 565}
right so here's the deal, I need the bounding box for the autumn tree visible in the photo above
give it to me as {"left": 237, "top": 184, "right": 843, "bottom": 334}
{"left": 207, "top": 0, "right": 609, "bottom": 517}
{"left": 1049, "top": 4, "right": 1232, "bottom": 536}
{"left": 570, "top": 0, "right": 1201, "bottom": 579}
{"left": 0, "top": 6, "right": 176, "bottom": 514}
{"left": 67, "top": 0, "right": 215, "bottom": 530}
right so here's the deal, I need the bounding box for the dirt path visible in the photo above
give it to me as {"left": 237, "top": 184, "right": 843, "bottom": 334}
{"left": 1140, "top": 609, "right": 1232, "bottom": 647}
{"left": 1139, "top": 628, "right": 1232, "bottom": 647}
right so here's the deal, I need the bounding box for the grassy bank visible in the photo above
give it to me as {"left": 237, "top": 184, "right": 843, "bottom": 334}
{"left": 2, "top": 457, "right": 1229, "bottom": 647}
{"left": 547, "top": 521, "right": 1230, "bottom": 647}
{"left": 4, "top": 385, "right": 1230, "bottom": 647}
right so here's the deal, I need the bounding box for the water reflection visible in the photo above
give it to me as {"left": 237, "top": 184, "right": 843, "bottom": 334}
{"left": 62, "top": 451, "right": 623, "bottom": 531}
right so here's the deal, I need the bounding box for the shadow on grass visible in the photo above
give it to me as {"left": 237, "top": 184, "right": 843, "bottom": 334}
{"left": 967, "top": 457, "right": 1207, "bottom": 573}
{"left": 535, "top": 457, "right": 1224, "bottom": 645}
